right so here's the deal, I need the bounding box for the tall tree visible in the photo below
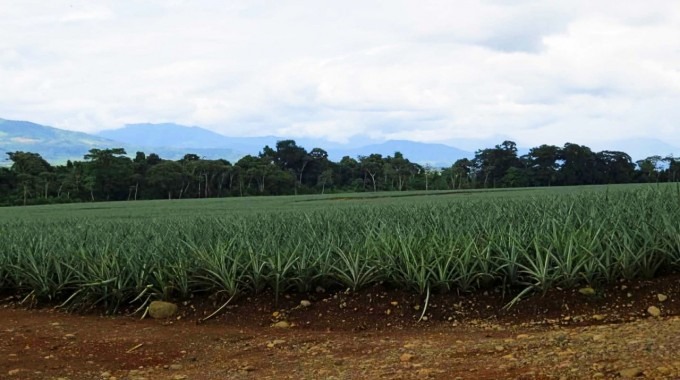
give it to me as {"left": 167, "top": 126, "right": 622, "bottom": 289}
{"left": 83, "top": 148, "right": 133, "bottom": 201}
{"left": 474, "top": 141, "right": 521, "bottom": 188}
{"left": 526, "top": 145, "right": 561, "bottom": 186}
{"left": 359, "top": 154, "right": 384, "bottom": 192}
{"left": 7, "top": 152, "right": 53, "bottom": 205}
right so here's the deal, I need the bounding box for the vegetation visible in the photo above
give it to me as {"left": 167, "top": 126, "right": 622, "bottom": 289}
{"left": 1, "top": 184, "right": 679, "bottom": 311}
{"left": 1, "top": 140, "right": 679, "bottom": 207}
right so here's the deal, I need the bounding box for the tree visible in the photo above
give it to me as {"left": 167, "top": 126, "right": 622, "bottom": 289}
{"left": 596, "top": 151, "right": 635, "bottom": 184}
{"left": 147, "top": 161, "right": 185, "bottom": 199}
{"left": 359, "top": 154, "right": 384, "bottom": 192}
{"left": 386, "top": 152, "right": 412, "bottom": 191}
{"left": 318, "top": 169, "right": 334, "bottom": 194}
{"left": 636, "top": 155, "right": 663, "bottom": 183}
{"left": 7, "top": 152, "right": 53, "bottom": 205}
{"left": 337, "top": 156, "right": 360, "bottom": 189}
{"left": 558, "top": 143, "right": 599, "bottom": 186}
{"left": 83, "top": 148, "right": 133, "bottom": 201}
{"left": 443, "top": 158, "right": 474, "bottom": 189}
{"left": 473, "top": 141, "right": 521, "bottom": 188}
{"left": 526, "top": 145, "right": 561, "bottom": 186}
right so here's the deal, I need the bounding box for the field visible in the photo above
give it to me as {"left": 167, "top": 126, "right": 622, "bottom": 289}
{"left": 2, "top": 184, "right": 680, "bottom": 379}
{"left": 1, "top": 183, "right": 679, "bottom": 310}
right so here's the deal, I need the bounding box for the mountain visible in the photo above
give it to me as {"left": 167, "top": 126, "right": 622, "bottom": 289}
{"left": 0, "top": 119, "right": 244, "bottom": 164}
{"left": 98, "top": 124, "right": 473, "bottom": 166}
{"left": 590, "top": 138, "right": 680, "bottom": 161}
{"left": 6, "top": 118, "right": 674, "bottom": 168}
{"left": 97, "top": 124, "right": 354, "bottom": 155}
{"left": 98, "top": 123, "right": 236, "bottom": 149}
{"left": 327, "top": 140, "right": 472, "bottom": 167}
{"left": 0, "top": 118, "right": 120, "bottom": 164}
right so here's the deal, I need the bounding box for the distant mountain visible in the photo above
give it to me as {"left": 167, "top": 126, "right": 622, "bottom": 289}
{"left": 0, "top": 118, "right": 120, "bottom": 164}
{"left": 7, "top": 118, "right": 672, "bottom": 168}
{"left": 327, "top": 140, "right": 472, "bottom": 167}
{"left": 590, "top": 138, "right": 680, "bottom": 161}
{"left": 98, "top": 124, "right": 473, "bottom": 166}
{"left": 98, "top": 123, "right": 282, "bottom": 156}
{"left": 98, "top": 123, "right": 235, "bottom": 149}
{"left": 0, "top": 119, "right": 243, "bottom": 164}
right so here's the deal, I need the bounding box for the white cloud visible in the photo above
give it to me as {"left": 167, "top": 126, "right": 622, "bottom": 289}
{"left": 1, "top": 0, "right": 680, "bottom": 152}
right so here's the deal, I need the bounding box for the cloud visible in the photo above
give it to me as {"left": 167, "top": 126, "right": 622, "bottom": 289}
{"left": 0, "top": 0, "right": 679, "bottom": 151}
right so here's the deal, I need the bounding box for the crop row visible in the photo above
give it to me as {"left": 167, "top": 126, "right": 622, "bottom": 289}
{"left": 1, "top": 185, "right": 679, "bottom": 311}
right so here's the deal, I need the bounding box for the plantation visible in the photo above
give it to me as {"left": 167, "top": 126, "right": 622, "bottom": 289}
{"left": 1, "top": 183, "right": 679, "bottom": 312}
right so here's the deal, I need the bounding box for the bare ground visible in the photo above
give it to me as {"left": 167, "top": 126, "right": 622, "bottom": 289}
{"left": 2, "top": 276, "right": 680, "bottom": 379}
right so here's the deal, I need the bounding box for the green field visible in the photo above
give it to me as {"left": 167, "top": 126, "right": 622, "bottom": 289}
{"left": 1, "top": 183, "right": 679, "bottom": 311}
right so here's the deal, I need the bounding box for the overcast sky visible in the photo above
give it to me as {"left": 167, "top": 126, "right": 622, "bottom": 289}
{"left": 2, "top": 0, "right": 680, "bottom": 149}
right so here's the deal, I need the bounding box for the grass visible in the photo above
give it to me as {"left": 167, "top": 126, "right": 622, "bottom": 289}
{"left": 1, "top": 183, "right": 678, "bottom": 312}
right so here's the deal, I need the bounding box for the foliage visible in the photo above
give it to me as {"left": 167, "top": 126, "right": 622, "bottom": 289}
{"left": 1, "top": 139, "right": 679, "bottom": 206}
{"left": 1, "top": 184, "right": 679, "bottom": 310}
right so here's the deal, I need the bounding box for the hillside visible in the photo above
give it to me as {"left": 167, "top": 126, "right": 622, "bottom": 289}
{"left": 97, "top": 124, "right": 474, "bottom": 166}
{"left": 0, "top": 118, "right": 120, "bottom": 164}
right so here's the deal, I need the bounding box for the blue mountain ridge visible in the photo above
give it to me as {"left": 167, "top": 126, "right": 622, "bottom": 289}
{"left": 1, "top": 118, "right": 678, "bottom": 166}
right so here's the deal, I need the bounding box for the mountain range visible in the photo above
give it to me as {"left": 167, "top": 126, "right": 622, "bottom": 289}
{"left": 1, "top": 117, "right": 678, "bottom": 167}
{"left": 0, "top": 119, "right": 472, "bottom": 167}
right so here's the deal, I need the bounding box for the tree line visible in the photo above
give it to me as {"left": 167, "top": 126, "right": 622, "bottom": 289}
{"left": 1, "top": 139, "right": 678, "bottom": 206}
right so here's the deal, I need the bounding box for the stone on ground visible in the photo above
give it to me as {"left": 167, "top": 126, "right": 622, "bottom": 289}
{"left": 148, "top": 301, "right": 178, "bottom": 319}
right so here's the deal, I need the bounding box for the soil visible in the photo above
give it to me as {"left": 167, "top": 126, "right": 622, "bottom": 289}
{"left": 2, "top": 276, "right": 680, "bottom": 379}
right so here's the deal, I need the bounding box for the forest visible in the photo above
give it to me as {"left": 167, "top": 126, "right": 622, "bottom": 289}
{"left": 1, "top": 139, "right": 679, "bottom": 206}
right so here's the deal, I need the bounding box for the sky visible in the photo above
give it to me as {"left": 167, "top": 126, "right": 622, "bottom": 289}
{"left": 1, "top": 0, "right": 680, "bottom": 151}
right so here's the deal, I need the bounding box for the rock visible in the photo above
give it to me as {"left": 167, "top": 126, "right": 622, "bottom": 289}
{"left": 619, "top": 368, "right": 643, "bottom": 378}
{"left": 267, "top": 339, "right": 286, "bottom": 348}
{"left": 64, "top": 333, "right": 76, "bottom": 340}
{"left": 169, "top": 364, "right": 183, "bottom": 370}
{"left": 495, "top": 345, "right": 505, "bottom": 352}
{"left": 417, "top": 368, "right": 433, "bottom": 377}
{"left": 658, "top": 294, "right": 668, "bottom": 302}
{"left": 148, "top": 301, "right": 178, "bottom": 319}
{"left": 101, "top": 372, "right": 111, "bottom": 378}
{"left": 578, "top": 287, "right": 596, "bottom": 296}
{"left": 172, "top": 376, "right": 187, "bottom": 380}
{"left": 300, "top": 300, "right": 312, "bottom": 308}
{"left": 272, "top": 321, "right": 291, "bottom": 328}
{"left": 592, "top": 314, "right": 606, "bottom": 321}
{"left": 657, "top": 367, "right": 671, "bottom": 375}
{"left": 8, "top": 369, "right": 20, "bottom": 376}
{"left": 648, "top": 306, "right": 661, "bottom": 317}
{"left": 315, "top": 286, "right": 325, "bottom": 293}
{"left": 400, "top": 353, "right": 414, "bottom": 362}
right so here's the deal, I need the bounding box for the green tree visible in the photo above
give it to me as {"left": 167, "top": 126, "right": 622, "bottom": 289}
{"left": 473, "top": 141, "right": 521, "bottom": 188}
{"left": 359, "top": 154, "right": 384, "bottom": 192}
{"left": 7, "top": 151, "right": 53, "bottom": 205}
{"left": 83, "top": 148, "right": 133, "bottom": 201}
{"left": 526, "top": 145, "right": 561, "bottom": 186}
{"left": 147, "top": 161, "right": 185, "bottom": 199}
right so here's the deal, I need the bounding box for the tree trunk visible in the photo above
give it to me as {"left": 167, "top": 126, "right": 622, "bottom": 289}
{"left": 205, "top": 173, "right": 209, "bottom": 198}
{"left": 369, "top": 172, "right": 377, "bottom": 192}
